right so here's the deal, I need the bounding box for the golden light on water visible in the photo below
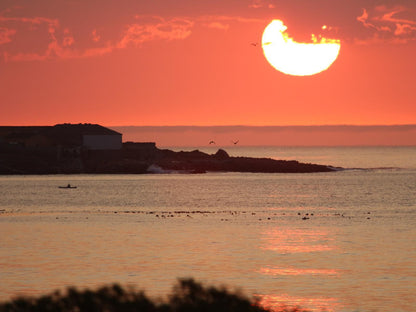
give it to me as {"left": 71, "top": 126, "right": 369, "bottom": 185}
{"left": 258, "top": 293, "right": 341, "bottom": 312}
{"left": 260, "top": 228, "right": 336, "bottom": 253}
{"left": 259, "top": 266, "right": 339, "bottom": 276}
{"left": 262, "top": 20, "right": 341, "bottom": 76}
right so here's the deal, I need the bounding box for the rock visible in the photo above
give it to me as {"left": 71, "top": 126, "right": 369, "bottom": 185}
{"left": 154, "top": 148, "right": 336, "bottom": 173}
{"left": 213, "top": 149, "right": 230, "bottom": 160}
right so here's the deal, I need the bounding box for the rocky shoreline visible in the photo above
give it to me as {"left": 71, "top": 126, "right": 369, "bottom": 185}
{"left": 0, "top": 144, "right": 338, "bottom": 174}
{"left": 148, "top": 148, "right": 337, "bottom": 173}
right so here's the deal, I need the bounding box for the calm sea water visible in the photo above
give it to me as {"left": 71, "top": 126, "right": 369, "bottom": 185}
{"left": 1, "top": 147, "right": 415, "bottom": 312}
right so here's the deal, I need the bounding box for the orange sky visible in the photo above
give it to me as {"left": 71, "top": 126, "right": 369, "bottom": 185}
{"left": 1, "top": 0, "right": 415, "bottom": 144}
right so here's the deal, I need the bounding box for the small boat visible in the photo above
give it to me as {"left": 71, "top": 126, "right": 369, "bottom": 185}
{"left": 59, "top": 184, "right": 77, "bottom": 189}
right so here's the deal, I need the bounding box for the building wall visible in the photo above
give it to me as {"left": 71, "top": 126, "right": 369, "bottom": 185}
{"left": 25, "top": 134, "right": 53, "bottom": 148}
{"left": 83, "top": 135, "right": 122, "bottom": 150}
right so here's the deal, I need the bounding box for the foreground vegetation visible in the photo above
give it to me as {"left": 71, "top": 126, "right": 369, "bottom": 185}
{"left": 0, "top": 278, "right": 308, "bottom": 312}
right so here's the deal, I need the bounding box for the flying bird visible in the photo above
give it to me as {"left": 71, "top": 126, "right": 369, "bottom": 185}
{"left": 209, "top": 140, "right": 215, "bottom": 145}
{"left": 232, "top": 140, "right": 239, "bottom": 145}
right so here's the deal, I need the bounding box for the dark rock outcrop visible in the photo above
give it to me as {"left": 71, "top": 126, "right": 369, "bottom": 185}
{"left": 213, "top": 149, "right": 230, "bottom": 160}
{"left": 151, "top": 148, "right": 335, "bottom": 173}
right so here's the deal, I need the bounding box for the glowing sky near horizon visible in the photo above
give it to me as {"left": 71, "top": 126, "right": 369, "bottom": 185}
{"left": 1, "top": 0, "right": 416, "bottom": 140}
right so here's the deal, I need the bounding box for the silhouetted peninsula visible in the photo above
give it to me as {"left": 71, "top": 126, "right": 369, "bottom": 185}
{"left": 145, "top": 147, "right": 335, "bottom": 174}
{"left": 0, "top": 124, "right": 338, "bottom": 174}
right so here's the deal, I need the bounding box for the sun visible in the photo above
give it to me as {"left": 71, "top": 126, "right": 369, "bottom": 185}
{"left": 262, "top": 20, "right": 341, "bottom": 76}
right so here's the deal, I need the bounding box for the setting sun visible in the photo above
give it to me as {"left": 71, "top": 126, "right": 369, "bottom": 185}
{"left": 262, "top": 20, "right": 341, "bottom": 76}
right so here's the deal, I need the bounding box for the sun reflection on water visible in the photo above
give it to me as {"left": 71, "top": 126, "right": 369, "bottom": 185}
{"left": 259, "top": 266, "right": 339, "bottom": 276}
{"left": 261, "top": 228, "right": 336, "bottom": 254}
{"left": 258, "top": 293, "right": 342, "bottom": 312}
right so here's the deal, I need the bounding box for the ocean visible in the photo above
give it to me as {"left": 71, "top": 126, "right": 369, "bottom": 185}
{"left": 1, "top": 146, "right": 415, "bottom": 312}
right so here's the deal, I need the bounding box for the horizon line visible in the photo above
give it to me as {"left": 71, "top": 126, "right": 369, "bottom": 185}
{"left": 2, "top": 124, "right": 416, "bottom": 128}
{"left": 111, "top": 124, "right": 416, "bottom": 132}
{"left": 111, "top": 124, "right": 416, "bottom": 128}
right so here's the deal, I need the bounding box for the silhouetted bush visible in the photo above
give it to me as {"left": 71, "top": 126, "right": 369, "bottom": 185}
{"left": 0, "top": 278, "right": 307, "bottom": 312}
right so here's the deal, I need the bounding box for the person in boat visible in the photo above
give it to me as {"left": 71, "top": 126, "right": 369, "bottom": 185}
{"left": 67, "top": 184, "right": 71, "bottom": 188}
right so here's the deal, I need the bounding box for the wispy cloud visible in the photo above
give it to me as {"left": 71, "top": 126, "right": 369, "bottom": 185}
{"left": 0, "top": 14, "right": 68, "bottom": 61}
{"left": 198, "top": 14, "right": 263, "bottom": 31}
{"left": 91, "top": 29, "right": 100, "bottom": 43}
{"left": 4, "top": 17, "right": 78, "bottom": 61}
{"left": 357, "top": 9, "right": 374, "bottom": 29}
{"left": 0, "top": 12, "right": 195, "bottom": 62}
{"left": 0, "top": 27, "right": 16, "bottom": 44}
{"left": 62, "top": 29, "right": 74, "bottom": 47}
{"left": 0, "top": 9, "right": 262, "bottom": 63}
{"left": 117, "top": 16, "right": 194, "bottom": 48}
{"left": 249, "top": 0, "right": 276, "bottom": 9}
{"left": 356, "top": 5, "right": 416, "bottom": 44}
{"left": 201, "top": 15, "right": 264, "bottom": 24}
{"left": 0, "top": 15, "right": 59, "bottom": 27}
{"left": 203, "top": 22, "right": 229, "bottom": 31}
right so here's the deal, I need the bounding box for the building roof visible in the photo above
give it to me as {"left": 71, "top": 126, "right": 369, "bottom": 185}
{"left": 0, "top": 124, "right": 121, "bottom": 136}
{"left": 0, "top": 124, "right": 122, "bottom": 146}
{"left": 52, "top": 124, "right": 122, "bottom": 136}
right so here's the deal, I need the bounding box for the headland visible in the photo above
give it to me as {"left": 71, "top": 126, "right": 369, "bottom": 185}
{"left": 0, "top": 124, "right": 337, "bottom": 174}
